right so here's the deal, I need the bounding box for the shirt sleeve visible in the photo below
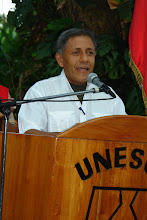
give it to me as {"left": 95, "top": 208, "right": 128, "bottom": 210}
{"left": 18, "top": 85, "right": 48, "bottom": 134}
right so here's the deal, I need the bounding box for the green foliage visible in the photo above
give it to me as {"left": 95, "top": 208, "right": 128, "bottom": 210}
{"left": 47, "top": 18, "right": 73, "bottom": 31}
{"left": 36, "top": 18, "right": 74, "bottom": 59}
{"left": 117, "top": 0, "right": 135, "bottom": 22}
{"left": 95, "top": 32, "right": 127, "bottom": 80}
{"left": 0, "top": 16, "right": 21, "bottom": 98}
{"left": 8, "top": 0, "right": 32, "bottom": 29}
{"left": 94, "top": 29, "right": 144, "bottom": 115}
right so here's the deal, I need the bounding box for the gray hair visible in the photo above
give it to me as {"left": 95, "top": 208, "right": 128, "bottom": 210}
{"left": 56, "top": 28, "right": 97, "bottom": 54}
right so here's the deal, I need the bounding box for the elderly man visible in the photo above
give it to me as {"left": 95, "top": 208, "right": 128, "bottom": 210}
{"left": 18, "top": 28, "right": 126, "bottom": 136}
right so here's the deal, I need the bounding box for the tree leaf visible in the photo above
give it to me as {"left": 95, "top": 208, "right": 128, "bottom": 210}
{"left": 47, "top": 18, "right": 73, "bottom": 31}
{"left": 37, "top": 42, "right": 52, "bottom": 59}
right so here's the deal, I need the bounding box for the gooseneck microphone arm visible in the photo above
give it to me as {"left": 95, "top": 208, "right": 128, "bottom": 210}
{"left": 0, "top": 88, "right": 99, "bottom": 110}
{"left": 87, "top": 73, "right": 116, "bottom": 98}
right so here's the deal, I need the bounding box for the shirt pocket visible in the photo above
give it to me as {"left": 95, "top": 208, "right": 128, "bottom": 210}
{"left": 47, "top": 111, "right": 76, "bottom": 132}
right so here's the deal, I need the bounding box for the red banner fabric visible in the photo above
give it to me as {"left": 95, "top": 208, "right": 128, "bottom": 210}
{"left": 129, "top": 0, "right": 147, "bottom": 108}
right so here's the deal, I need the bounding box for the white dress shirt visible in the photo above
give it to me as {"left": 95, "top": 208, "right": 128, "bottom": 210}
{"left": 18, "top": 70, "right": 126, "bottom": 133}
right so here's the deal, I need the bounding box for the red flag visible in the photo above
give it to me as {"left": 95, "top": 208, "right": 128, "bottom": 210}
{"left": 129, "top": 0, "right": 147, "bottom": 109}
{"left": 0, "top": 85, "right": 9, "bottom": 102}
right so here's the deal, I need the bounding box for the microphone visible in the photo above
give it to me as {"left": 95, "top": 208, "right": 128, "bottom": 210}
{"left": 87, "top": 73, "right": 116, "bottom": 98}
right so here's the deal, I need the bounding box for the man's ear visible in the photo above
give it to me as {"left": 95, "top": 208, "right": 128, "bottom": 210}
{"left": 55, "top": 53, "right": 64, "bottom": 67}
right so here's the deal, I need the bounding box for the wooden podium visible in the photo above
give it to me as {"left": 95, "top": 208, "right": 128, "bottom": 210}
{"left": 0, "top": 115, "right": 147, "bottom": 220}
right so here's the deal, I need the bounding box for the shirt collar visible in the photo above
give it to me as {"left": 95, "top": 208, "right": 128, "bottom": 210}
{"left": 61, "top": 69, "right": 98, "bottom": 91}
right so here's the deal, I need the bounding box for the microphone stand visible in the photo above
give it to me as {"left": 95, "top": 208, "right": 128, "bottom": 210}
{"left": 0, "top": 87, "right": 99, "bottom": 219}
{"left": 0, "top": 107, "right": 11, "bottom": 220}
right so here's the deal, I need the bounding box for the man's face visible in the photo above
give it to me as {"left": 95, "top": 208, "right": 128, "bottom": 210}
{"left": 55, "top": 35, "right": 96, "bottom": 85}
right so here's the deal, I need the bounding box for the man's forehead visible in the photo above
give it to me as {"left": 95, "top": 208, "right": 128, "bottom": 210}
{"left": 66, "top": 35, "right": 95, "bottom": 48}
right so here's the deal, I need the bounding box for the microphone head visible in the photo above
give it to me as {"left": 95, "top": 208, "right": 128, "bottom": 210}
{"left": 87, "top": 73, "right": 99, "bottom": 83}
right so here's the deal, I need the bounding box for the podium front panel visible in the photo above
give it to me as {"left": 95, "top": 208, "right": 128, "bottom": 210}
{"left": 0, "top": 115, "right": 147, "bottom": 220}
